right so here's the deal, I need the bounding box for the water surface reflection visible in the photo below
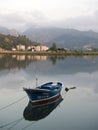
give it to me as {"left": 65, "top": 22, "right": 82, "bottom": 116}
{"left": 0, "top": 55, "right": 98, "bottom": 130}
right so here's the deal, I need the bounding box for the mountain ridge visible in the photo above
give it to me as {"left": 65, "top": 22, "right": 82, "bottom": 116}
{"left": 1, "top": 26, "right": 98, "bottom": 49}
{"left": 22, "top": 27, "right": 98, "bottom": 48}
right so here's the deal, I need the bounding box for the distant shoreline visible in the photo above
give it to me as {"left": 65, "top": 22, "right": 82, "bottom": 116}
{"left": 1, "top": 51, "right": 98, "bottom": 56}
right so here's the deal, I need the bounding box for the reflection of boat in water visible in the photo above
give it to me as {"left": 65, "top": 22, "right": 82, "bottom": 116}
{"left": 23, "top": 82, "right": 62, "bottom": 105}
{"left": 23, "top": 94, "right": 63, "bottom": 121}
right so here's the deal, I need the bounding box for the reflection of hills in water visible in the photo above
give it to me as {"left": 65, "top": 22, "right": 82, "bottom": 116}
{"left": 0, "top": 54, "right": 98, "bottom": 73}
{"left": 23, "top": 94, "right": 63, "bottom": 121}
{"left": 0, "top": 54, "right": 66, "bottom": 71}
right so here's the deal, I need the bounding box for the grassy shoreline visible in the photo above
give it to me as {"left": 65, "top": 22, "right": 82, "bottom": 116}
{"left": 1, "top": 51, "right": 98, "bottom": 56}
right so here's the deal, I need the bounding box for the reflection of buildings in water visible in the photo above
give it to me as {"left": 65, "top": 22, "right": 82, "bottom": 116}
{"left": 12, "top": 55, "right": 16, "bottom": 58}
{"left": 83, "top": 56, "right": 96, "bottom": 63}
{"left": 27, "top": 55, "right": 47, "bottom": 61}
{"left": 23, "top": 94, "right": 63, "bottom": 121}
{"left": 0, "top": 55, "right": 47, "bottom": 61}
{"left": 34, "top": 55, "right": 47, "bottom": 61}
{"left": 9, "top": 68, "right": 19, "bottom": 73}
{"left": 17, "top": 55, "right": 26, "bottom": 61}
{"left": 27, "top": 55, "right": 34, "bottom": 60}
{"left": 0, "top": 54, "right": 3, "bottom": 59}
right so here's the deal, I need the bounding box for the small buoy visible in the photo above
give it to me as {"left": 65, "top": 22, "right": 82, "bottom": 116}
{"left": 65, "top": 88, "right": 69, "bottom": 92}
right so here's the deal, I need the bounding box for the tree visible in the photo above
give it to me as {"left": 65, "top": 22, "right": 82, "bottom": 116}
{"left": 50, "top": 43, "right": 57, "bottom": 51}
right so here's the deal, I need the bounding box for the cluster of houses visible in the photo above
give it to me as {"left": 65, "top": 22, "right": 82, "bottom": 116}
{"left": 12, "top": 44, "right": 49, "bottom": 52}
{"left": 0, "top": 43, "right": 96, "bottom": 52}
{"left": 0, "top": 44, "right": 49, "bottom": 52}
{"left": 13, "top": 44, "right": 96, "bottom": 52}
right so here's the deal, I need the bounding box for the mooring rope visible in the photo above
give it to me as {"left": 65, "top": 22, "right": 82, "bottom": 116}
{"left": 7, "top": 118, "right": 23, "bottom": 130}
{"left": 0, "top": 96, "right": 27, "bottom": 111}
{"left": 0, "top": 117, "right": 23, "bottom": 129}
{"left": 22, "top": 121, "right": 37, "bottom": 130}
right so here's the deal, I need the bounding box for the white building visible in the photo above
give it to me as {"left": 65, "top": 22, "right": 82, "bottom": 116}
{"left": 16, "top": 44, "right": 25, "bottom": 51}
{"left": 12, "top": 48, "right": 16, "bottom": 51}
{"left": 0, "top": 47, "right": 3, "bottom": 52}
{"left": 35, "top": 45, "right": 49, "bottom": 51}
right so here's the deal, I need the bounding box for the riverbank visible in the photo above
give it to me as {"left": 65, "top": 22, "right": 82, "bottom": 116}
{"left": 1, "top": 51, "right": 98, "bottom": 56}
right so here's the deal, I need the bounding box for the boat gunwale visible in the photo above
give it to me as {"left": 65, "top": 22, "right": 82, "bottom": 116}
{"left": 29, "top": 94, "right": 63, "bottom": 108}
{"left": 23, "top": 87, "right": 51, "bottom": 93}
{"left": 30, "top": 93, "right": 61, "bottom": 106}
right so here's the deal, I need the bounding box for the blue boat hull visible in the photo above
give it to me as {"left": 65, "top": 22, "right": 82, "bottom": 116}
{"left": 23, "top": 82, "right": 62, "bottom": 105}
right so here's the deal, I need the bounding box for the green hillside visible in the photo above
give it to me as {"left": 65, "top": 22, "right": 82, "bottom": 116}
{"left": 0, "top": 33, "right": 39, "bottom": 50}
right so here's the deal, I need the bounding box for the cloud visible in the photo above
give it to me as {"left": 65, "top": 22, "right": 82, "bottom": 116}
{"left": 0, "top": 10, "right": 48, "bottom": 31}
{"left": 0, "top": 1, "right": 98, "bottom": 31}
{"left": 0, "top": 12, "right": 25, "bottom": 30}
{"left": 52, "top": 10, "right": 98, "bottom": 31}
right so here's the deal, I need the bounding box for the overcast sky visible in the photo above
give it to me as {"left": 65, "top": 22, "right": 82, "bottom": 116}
{"left": 0, "top": 0, "right": 98, "bottom": 31}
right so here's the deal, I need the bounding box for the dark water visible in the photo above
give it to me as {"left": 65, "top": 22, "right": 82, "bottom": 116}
{"left": 0, "top": 55, "right": 98, "bottom": 130}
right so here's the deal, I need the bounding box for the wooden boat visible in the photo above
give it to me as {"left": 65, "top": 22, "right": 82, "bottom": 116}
{"left": 23, "top": 94, "right": 63, "bottom": 121}
{"left": 23, "top": 82, "right": 62, "bottom": 105}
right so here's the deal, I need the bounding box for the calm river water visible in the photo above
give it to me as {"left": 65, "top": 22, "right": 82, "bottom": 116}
{"left": 0, "top": 55, "right": 98, "bottom": 130}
